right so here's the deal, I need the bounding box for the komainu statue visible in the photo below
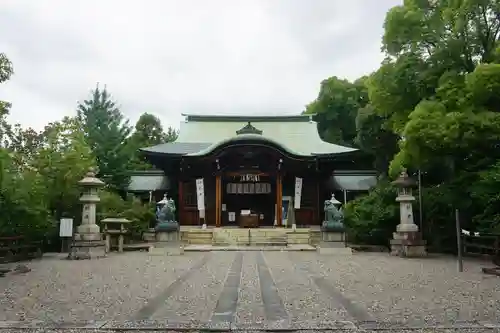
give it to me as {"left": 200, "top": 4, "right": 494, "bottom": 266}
{"left": 321, "top": 195, "right": 345, "bottom": 232}
{"left": 155, "top": 196, "right": 179, "bottom": 232}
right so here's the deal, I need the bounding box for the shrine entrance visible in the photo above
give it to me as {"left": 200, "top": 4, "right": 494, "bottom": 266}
{"left": 220, "top": 172, "right": 276, "bottom": 227}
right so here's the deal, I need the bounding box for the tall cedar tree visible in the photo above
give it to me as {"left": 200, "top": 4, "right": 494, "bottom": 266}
{"left": 77, "top": 86, "right": 132, "bottom": 192}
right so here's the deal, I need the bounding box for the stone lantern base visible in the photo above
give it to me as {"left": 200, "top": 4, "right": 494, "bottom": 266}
{"left": 390, "top": 231, "right": 427, "bottom": 257}
{"left": 67, "top": 233, "right": 106, "bottom": 260}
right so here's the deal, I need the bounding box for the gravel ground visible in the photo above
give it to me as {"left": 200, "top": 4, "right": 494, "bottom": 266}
{"left": 148, "top": 252, "right": 234, "bottom": 322}
{"left": 234, "top": 251, "right": 266, "bottom": 324}
{"left": 1, "top": 329, "right": 500, "bottom": 333}
{"left": 0, "top": 252, "right": 200, "bottom": 322}
{"left": 1, "top": 250, "right": 499, "bottom": 328}
{"left": 263, "top": 252, "right": 350, "bottom": 322}
{"left": 291, "top": 252, "right": 500, "bottom": 325}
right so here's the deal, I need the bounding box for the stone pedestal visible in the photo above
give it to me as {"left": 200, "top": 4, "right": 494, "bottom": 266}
{"left": 156, "top": 230, "right": 179, "bottom": 242}
{"left": 318, "top": 231, "right": 352, "bottom": 255}
{"left": 142, "top": 228, "right": 156, "bottom": 242}
{"left": 390, "top": 231, "right": 427, "bottom": 257}
{"left": 148, "top": 231, "right": 184, "bottom": 256}
{"left": 68, "top": 240, "right": 106, "bottom": 259}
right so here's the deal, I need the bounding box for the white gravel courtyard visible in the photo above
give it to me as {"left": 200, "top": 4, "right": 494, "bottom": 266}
{"left": 0, "top": 251, "right": 499, "bottom": 331}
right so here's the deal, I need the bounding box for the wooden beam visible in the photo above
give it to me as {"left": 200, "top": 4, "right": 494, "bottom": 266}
{"left": 276, "top": 174, "right": 282, "bottom": 227}
{"left": 215, "top": 174, "right": 221, "bottom": 227}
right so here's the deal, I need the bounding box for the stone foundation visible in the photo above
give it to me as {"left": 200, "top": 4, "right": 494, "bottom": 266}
{"left": 318, "top": 232, "right": 351, "bottom": 255}
{"left": 68, "top": 239, "right": 106, "bottom": 260}
{"left": 390, "top": 231, "right": 427, "bottom": 257}
{"left": 142, "top": 228, "right": 156, "bottom": 242}
{"left": 156, "top": 230, "right": 179, "bottom": 242}
{"left": 148, "top": 231, "right": 183, "bottom": 256}
{"left": 321, "top": 231, "right": 346, "bottom": 243}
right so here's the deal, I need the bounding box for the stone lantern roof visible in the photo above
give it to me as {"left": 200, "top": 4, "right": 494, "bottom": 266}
{"left": 391, "top": 169, "right": 416, "bottom": 188}
{"left": 78, "top": 168, "right": 105, "bottom": 187}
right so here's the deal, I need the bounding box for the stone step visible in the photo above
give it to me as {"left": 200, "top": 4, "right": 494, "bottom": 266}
{"left": 251, "top": 242, "right": 288, "bottom": 246}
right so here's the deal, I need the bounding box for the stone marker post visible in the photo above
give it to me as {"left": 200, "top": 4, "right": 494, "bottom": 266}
{"left": 68, "top": 168, "right": 106, "bottom": 260}
{"left": 390, "top": 169, "right": 427, "bottom": 257}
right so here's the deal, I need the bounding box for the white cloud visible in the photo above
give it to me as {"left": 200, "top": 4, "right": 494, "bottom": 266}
{"left": 0, "top": 0, "right": 402, "bottom": 131}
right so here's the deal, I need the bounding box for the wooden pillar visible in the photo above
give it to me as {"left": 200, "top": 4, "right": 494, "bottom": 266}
{"left": 276, "top": 174, "right": 283, "bottom": 227}
{"left": 215, "top": 174, "right": 221, "bottom": 227}
{"left": 178, "top": 180, "right": 184, "bottom": 225}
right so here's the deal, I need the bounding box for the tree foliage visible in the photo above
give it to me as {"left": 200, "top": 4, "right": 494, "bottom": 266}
{"left": 77, "top": 86, "right": 132, "bottom": 191}
{"left": 0, "top": 55, "right": 173, "bottom": 242}
{"left": 310, "top": 0, "right": 500, "bottom": 249}
{"left": 304, "top": 76, "right": 367, "bottom": 146}
{"left": 128, "top": 112, "right": 178, "bottom": 170}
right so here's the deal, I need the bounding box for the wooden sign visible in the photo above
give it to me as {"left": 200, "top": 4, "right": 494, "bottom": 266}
{"left": 59, "top": 218, "right": 73, "bottom": 237}
{"left": 195, "top": 178, "right": 205, "bottom": 211}
{"left": 239, "top": 174, "right": 260, "bottom": 182}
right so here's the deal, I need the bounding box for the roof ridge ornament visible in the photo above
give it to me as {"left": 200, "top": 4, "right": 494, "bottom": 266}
{"left": 236, "top": 122, "right": 263, "bottom": 135}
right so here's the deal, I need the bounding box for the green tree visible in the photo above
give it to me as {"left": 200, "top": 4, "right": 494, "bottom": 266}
{"left": 77, "top": 85, "right": 132, "bottom": 191}
{"left": 3, "top": 124, "right": 44, "bottom": 169}
{"left": 0, "top": 149, "right": 52, "bottom": 238}
{"left": 355, "top": 104, "right": 399, "bottom": 176}
{"left": 128, "top": 112, "right": 178, "bottom": 170}
{"left": 33, "top": 117, "right": 96, "bottom": 220}
{"left": 304, "top": 76, "right": 367, "bottom": 146}
{"left": 0, "top": 53, "right": 14, "bottom": 146}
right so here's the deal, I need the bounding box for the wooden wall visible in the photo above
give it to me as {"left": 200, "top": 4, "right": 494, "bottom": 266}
{"left": 178, "top": 172, "right": 327, "bottom": 226}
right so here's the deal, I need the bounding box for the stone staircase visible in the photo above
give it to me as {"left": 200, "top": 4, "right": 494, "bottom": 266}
{"left": 213, "top": 228, "right": 250, "bottom": 246}
{"left": 249, "top": 229, "right": 287, "bottom": 246}
{"left": 213, "top": 228, "right": 290, "bottom": 246}
{"left": 181, "top": 227, "right": 318, "bottom": 247}
{"left": 180, "top": 229, "right": 213, "bottom": 245}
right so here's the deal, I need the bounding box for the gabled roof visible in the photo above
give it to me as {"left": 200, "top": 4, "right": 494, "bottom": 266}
{"left": 141, "top": 114, "right": 357, "bottom": 157}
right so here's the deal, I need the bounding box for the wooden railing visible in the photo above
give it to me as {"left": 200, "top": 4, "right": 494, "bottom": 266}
{"left": 462, "top": 232, "right": 500, "bottom": 275}
{"left": 0, "top": 235, "right": 43, "bottom": 263}
{"left": 462, "top": 232, "right": 500, "bottom": 258}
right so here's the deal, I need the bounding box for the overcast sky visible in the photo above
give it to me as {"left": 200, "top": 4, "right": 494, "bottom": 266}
{"left": 0, "top": 0, "right": 401, "bottom": 131}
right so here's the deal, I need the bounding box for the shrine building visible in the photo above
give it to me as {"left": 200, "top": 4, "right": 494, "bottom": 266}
{"left": 137, "top": 114, "right": 377, "bottom": 228}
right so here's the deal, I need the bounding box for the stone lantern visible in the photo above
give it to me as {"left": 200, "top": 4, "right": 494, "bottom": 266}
{"left": 68, "top": 168, "right": 106, "bottom": 259}
{"left": 390, "top": 169, "right": 427, "bottom": 257}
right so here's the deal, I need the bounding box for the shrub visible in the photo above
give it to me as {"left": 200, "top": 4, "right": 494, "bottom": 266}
{"left": 343, "top": 181, "right": 399, "bottom": 245}
{"left": 98, "top": 190, "right": 155, "bottom": 241}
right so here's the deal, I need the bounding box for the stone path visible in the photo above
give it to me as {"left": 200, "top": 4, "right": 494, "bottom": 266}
{"left": 1, "top": 251, "right": 500, "bottom": 332}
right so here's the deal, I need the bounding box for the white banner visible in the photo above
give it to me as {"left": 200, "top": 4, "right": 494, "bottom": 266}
{"left": 59, "top": 218, "right": 73, "bottom": 237}
{"left": 294, "top": 177, "right": 303, "bottom": 209}
{"left": 195, "top": 178, "right": 205, "bottom": 211}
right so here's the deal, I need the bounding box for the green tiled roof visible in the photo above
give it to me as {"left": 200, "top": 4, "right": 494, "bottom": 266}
{"left": 141, "top": 142, "right": 211, "bottom": 155}
{"left": 141, "top": 114, "right": 357, "bottom": 157}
